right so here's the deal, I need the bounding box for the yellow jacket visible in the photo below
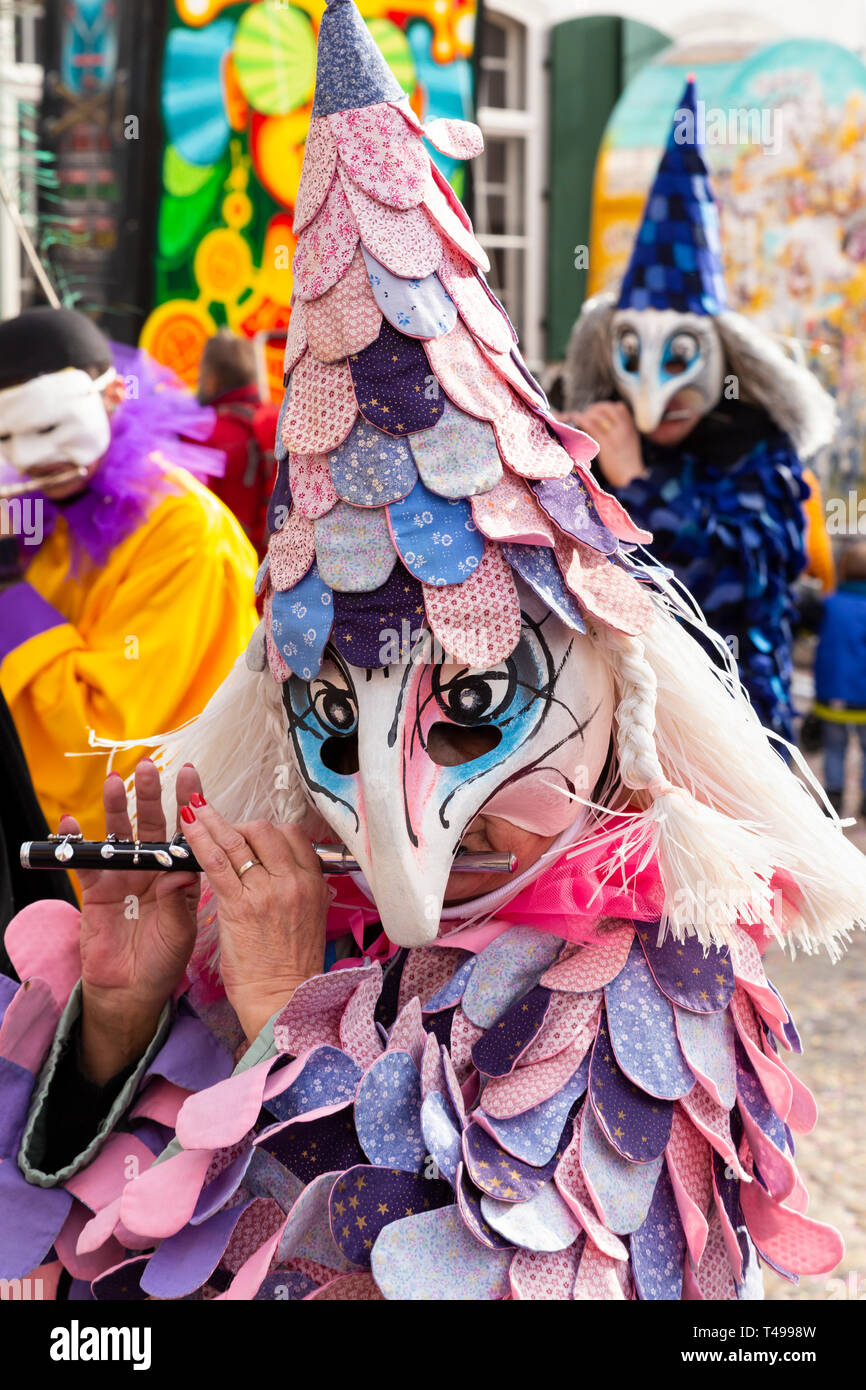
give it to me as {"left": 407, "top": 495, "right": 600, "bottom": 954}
{"left": 1, "top": 465, "right": 257, "bottom": 839}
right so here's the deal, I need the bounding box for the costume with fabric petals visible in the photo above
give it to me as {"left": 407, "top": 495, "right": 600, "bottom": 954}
{"left": 0, "top": 3, "right": 863, "bottom": 1302}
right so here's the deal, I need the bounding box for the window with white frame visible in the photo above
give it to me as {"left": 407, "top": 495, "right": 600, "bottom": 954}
{"left": 475, "top": 9, "right": 546, "bottom": 366}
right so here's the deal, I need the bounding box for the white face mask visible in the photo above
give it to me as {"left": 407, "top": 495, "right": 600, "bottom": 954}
{"left": 610, "top": 308, "right": 724, "bottom": 435}
{"left": 0, "top": 367, "right": 114, "bottom": 482}
{"left": 282, "top": 585, "right": 614, "bottom": 948}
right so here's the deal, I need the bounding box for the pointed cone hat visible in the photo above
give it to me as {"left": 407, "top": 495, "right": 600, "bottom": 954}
{"left": 617, "top": 78, "right": 727, "bottom": 316}
{"left": 255, "top": 0, "right": 656, "bottom": 689}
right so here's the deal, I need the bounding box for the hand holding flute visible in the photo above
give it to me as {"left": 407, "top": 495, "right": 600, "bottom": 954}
{"left": 70, "top": 758, "right": 331, "bottom": 1079}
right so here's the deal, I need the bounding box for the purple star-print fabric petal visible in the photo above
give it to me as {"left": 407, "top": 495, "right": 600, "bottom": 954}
{"left": 630, "top": 1165, "right": 687, "bottom": 1300}
{"left": 361, "top": 247, "right": 457, "bottom": 340}
{"left": 674, "top": 1006, "right": 737, "bottom": 1110}
{"left": 263, "top": 1047, "right": 363, "bottom": 1124}
{"left": 502, "top": 543, "right": 587, "bottom": 634}
{"left": 531, "top": 474, "right": 618, "bottom": 555}
{"left": 579, "top": 1104, "right": 664, "bottom": 1235}
{"left": 275, "top": 1169, "right": 355, "bottom": 1272}
{"left": 331, "top": 565, "right": 425, "bottom": 668}
{"left": 91, "top": 1256, "right": 149, "bottom": 1301}
{"left": 461, "top": 927, "right": 562, "bottom": 1030}
{"left": 476, "top": 1059, "right": 588, "bottom": 1167}
{"left": 768, "top": 982, "right": 803, "bottom": 1053}
{"left": 462, "top": 1122, "right": 561, "bottom": 1202}
{"left": 329, "top": 1164, "right": 452, "bottom": 1266}
{"left": 267, "top": 454, "right": 292, "bottom": 533}
{"left": 471, "top": 984, "right": 552, "bottom": 1078}
{"left": 349, "top": 318, "right": 445, "bottom": 435}
{"left": 256, "top": 1105, "right": 367, "bottom": 1185}
{"left": 387, "top": 479, "right": 484, "bottom": 587}
{"left": 480, "top": 1180, "right": 582, "bottom": 1253}
{"left": 354, "top": 1050, "right": 425, "bottom": 1172}
{"left": 328, "top": 417, "right": 418, "bottom": 507}
{"left": 635, "top": 922, "right": 735, "bottom": 1014}
{"left": 315, "top": 502, "right": 397, "bottom": 593}
{"left": 456, "top": 1164, "right": 514, "bottom": 1250}
{"left": 604, "top": 938, "right": 695, "bottom": 1100}
{"left": 422, "top": 955, "right": 477, "bottom": 1013}
{"left": 421, "top": 1091, "right": 462, "bottom": 1186}
{"left": 589, "top": 1005, "right": 674, "bottom": 1161}
{"left": 255, "top": 1270, "right": 318, "bottom": 1300}
{"left": 408, "top": 397, "right": 503, "bottom": 500}
{"left": 140, "top": 1200, "right": 252, "bottom": 1299}
{"left": 371, "top": 1204, "right": 512, "bottom": 1300}
{"left": 270, "top": 564, "right": 334, "bottom": 680}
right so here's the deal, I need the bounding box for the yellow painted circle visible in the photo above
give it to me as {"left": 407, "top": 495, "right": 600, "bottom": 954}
{"left": 193, "top": 227, "right": 254, "bottom": 303}
{"left": 223, "top": 190, "right": 253, "bottom": 229}
{"left": 139, "top": 300, "right": 217, "bottom": 388}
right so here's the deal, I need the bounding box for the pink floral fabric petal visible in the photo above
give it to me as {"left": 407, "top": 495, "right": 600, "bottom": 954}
{"left": 290, "top": 452, "right": 340, "bottom": 520}
{"left": 492, "top": 398, "right": 574, "bottom": 479}
{"left": 540, "top": 923, "right": 635, "bottom": 992}
{"left": 436, "top": 244, "right": 514, "bottom": 353}
{"left": 294, "top": 117, "right": 339, "bottom": 234}
{"left": 471, "top": 472, "right": 556, "bottom": 547}
{"left": 423, "top": 542, "right": 521, "bottom": 665}
{"left": 267, "top": 510, "right": 316, "bottom": 591}
{"left": 283, "top": 305, "right": 308, "bottom": 375}
{"left": 329, "top": 101, "right": 428, "bottom": 209}
{"left": 554, "top": 536, "right": 655, "bottom": 636}
{"left": 478, "top": 340, "right": 548, "bottom": 412}
{"left": 282, "top": 355, "right": 358, "bottom": 454}
{"left": 422, "top": 167, "right": 489, "bottom": 272}
{"left": 424, "top": 319, "right": 511, "bottom": 424}
{"left": 293, "top": 177, "right": 360, "bottom": 302}
{"left": 305, "top": 247, "right": 383, "bottom": 362}
{"left": 423, "top": 117, "right": 485, "bottom": 161}
{"left": 338, "top": 167, "right": 442, "bottom": 279}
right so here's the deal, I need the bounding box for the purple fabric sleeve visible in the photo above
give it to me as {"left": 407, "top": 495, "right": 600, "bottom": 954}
{"left": 0, "top": 582, "right": 67, "bottom": 663}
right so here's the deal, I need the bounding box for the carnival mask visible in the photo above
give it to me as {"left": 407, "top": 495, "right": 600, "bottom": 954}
{"left": 610, "top": 308, "right": 724, "bottom": 436}
{"left": 0, "top": 367, "right": 114, "bottom": 483}
{"left": 282, "top": 585, "right": 614, "bottom": 948}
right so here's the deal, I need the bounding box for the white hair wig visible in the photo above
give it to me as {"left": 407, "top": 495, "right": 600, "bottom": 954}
{"left": 563, "top": 291, "right": 837, "bottom": 459}
{"left": 96, "top": 574, "right": 866, "bottom": 962}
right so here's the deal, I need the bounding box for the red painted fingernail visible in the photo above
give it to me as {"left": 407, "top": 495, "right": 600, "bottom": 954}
{"left": 183, "top": 762, "right": 195, "bottom": 768}
{"left": 190, "top": 793, "right": 206, "bottom": 808}
{"left": 107, "top": 770, "right": 123, "bottom": 780}
{"left": 181, "top": 806, "right": 195, "bottom": 824}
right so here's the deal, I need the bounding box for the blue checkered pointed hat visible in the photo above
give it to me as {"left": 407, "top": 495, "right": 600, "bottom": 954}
{"left": 617, "top": 78, "right": 727, "bottom": 316}
{"left": 312, "top": 0, "right": 405, "bottom": 118}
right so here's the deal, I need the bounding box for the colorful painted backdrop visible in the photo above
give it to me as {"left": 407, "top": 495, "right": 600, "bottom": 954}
{"left": 141, "top": 0, "right": 477, "bottom": 398}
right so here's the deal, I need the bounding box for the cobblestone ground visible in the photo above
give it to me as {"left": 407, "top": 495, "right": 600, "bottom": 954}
{"left": 763, "top": 738, "right": 866, "bottom": 1303}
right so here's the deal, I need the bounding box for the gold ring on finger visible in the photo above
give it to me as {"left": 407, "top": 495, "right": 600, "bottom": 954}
{"left": 238, "top": 858, "right": 261, "bottom": 878}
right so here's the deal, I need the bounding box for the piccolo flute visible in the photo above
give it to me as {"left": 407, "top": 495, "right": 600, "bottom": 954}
{"left": 20, "top": 834, "right": 518, "bottom": 876}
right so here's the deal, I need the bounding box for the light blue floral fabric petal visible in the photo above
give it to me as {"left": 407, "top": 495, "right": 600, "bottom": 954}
{"left": 354, "top": 1051, "right": 425, "bottom": 1173}
{"left": 461, "top": 926, "right": 562, "bottom": 1029}
{"left": 480, "top": 1180, "right": 582, "bottom": 1252}
{"left": 315, "top": 502, "right": 397, "bottom": 592}
{"left": 328, "top": 417, "right": 417, "bottom": 507}
{"left": 270, "top": 564, "right": 334, "bottom": 680}
{"left": 371, "top": 1205, "right": 511, "bottom": 1300}
{"left": 408, "top": 398, "right": 503, "bottom": 500}
{"left": 361, "top": 246, "right": 457, "bottom": 340}
{"left": 387, "top": 479, "right": 484, "bottom": 587}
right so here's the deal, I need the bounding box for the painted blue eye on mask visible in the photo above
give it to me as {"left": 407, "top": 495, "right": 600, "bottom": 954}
{"left": 660, "top": 331, "right": 701, "bottom": 381}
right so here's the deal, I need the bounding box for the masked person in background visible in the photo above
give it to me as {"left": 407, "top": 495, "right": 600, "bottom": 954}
{"left": 0, "top": 8, "right": 861, "bottom": 1304}
{"left": 0, "top": 307, "right": 257, "bottom": 840}
{"left": 560, "top": 80, "right": 836, "bottom": 741}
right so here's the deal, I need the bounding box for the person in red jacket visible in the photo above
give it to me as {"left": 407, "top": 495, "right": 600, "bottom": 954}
{"left": 197, "top": 330, "right": 279, "bottom": 560}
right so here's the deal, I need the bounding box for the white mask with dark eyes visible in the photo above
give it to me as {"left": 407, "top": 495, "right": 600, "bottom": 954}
{"left": 610, "top": 308, "right": 725, "bottom": 435}
{"left": 0, "top": 367, "right": 113, "bottom": 482}
{"left": 282, "top": 585, "right": 614, "bottom": 947}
